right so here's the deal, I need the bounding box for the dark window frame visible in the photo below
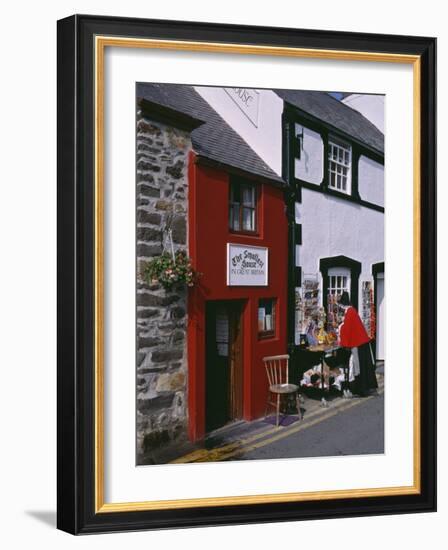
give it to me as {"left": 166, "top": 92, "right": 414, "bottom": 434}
{"left": 258, "top": 298, "right": 277, "bottom": 339}
{"left": 228, "top": 178, "right": 260, "bottom": 235}
{"left": 319, "top": 255, "right": 362, "bottom": 312}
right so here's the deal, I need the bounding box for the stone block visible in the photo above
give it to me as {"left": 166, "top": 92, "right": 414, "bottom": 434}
{"left": 137, "top": 351, "right": 147, "bottom": 367}
{"left": 136, "top": 140, "right": 154, "bottom": 151}
{"left": 137, "top": 308, "right": 159, "bottom": 319}
{"left": 156, "top": 371, "right": 186, "bottom": 393}
{"left": 137, "top": 159, "right": 161, "bottom": 172}
{"left": 137, "top": 119, "right": 162, "bottom": 136}
{"left": 155, "top": 199, "right": 173, "bottom": 211}
{"left": 137, "top": 197, "right": 150, "bottom": 207}
{"left": 157, "top": 321, "right": 176, "bottom": 332}
{"left": 137, "top": 392, "right": 174, "bottom": 415}
{"left": 137, "top": 210, "right": 162, "bottom": 225}
{"left": 137, "top": 293, "right": 162, "bottom": 307}
{"left": 171, "top": 306, "right": 186, "bottom": 319}
{"left": 171, "top": 330, "right": 185, "bottom": 344}
{"left": 142, "top": 429, "right": 170, "bottom": 452}
{"left": 137, "top": 292, "right": 180, "bottom": 308}
{"left": 151, "top": 349, "right": 183, "bottom": 363}
{"left": 171, "top": 215, "right": 187, "bottom": 244}
{"left": 137, "top": 227, "right": 162, "bottom": 242}
{"left": 137, "top": 336, "right": 161, "bottom": 349}
{"left": 166, "top": 160, "right": 184, "bottom": 179}
{"left": 136, "top": 243, "right": 162, "bottom": 257}
{"left": 137, "top": 182, "right": 159, "bottom": 196}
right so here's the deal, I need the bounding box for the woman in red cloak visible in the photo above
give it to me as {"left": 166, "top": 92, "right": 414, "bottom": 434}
{"left": 338, "top": 291, "right": 378, "bottom": 397}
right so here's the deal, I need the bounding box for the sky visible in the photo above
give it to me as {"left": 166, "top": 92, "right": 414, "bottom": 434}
{"left": 328, "top": 92, "right": 344, "bottom": 100}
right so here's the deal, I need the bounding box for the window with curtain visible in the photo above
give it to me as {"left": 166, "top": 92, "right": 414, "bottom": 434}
{"left": 229, "top": 181, "right": 257, "bottom": 233}
{"left": 258, "top": 298, "right": 276, "bottom": 338}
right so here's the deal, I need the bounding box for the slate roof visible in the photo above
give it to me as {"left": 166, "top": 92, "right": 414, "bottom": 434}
{"left": 137, "top": 83, "right": 284, "bottom": 185}
{"left": 274, "top": 89, "right": 384, "bottom": 154}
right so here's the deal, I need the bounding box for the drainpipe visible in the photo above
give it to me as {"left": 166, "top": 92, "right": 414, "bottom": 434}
{"left": 282, "top": 113, "right": 299, "bottom": 366}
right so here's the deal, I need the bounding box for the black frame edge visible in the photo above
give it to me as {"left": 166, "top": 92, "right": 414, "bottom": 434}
{"left": 57, "top": 14, "right": 79, "bottom": 535}
{"left": 418, "top": 36, "right": 437, "bottom": 514}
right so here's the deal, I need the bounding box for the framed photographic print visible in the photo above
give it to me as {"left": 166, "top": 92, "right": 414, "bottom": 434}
{"left": 57, "top": 14, "right": 436, "bottom": 534}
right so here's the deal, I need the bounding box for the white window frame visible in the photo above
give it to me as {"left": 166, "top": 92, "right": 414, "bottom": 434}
{"left": 327, "top": 267, "right": 351, "bottom": 299}
{"left": 328, "top": 137, "right": 352, "bottom": 195}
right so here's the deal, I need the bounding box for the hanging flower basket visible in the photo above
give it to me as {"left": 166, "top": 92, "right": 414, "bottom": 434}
{"left": 142, "top": 250, "right": 200, "bottom": 291}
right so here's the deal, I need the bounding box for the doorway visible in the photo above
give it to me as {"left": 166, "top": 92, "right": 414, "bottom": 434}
{"left": 205, "top": 301, "right": 244, "bottom": 433}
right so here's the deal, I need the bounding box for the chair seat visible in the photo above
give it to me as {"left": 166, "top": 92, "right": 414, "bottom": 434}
{"left": 269, "top": 383, "right": 299, "bottom": 394}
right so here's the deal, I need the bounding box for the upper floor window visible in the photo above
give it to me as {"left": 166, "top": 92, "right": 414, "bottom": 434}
{"left": 229, "top": 180, "right": 257, "bottom": 233}
{"left": 328, "top": 137, "right": 352, "bottom": 194}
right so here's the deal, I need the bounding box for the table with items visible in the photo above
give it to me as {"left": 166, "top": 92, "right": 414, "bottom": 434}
{"left": 295, "top": 344, "right": 352, "bottom": 405}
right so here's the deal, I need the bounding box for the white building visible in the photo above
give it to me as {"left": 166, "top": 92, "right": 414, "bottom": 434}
{"left": 195, "top": 86, "right": 385, "bottom": 359}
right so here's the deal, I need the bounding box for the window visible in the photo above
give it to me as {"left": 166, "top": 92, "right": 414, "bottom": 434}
{"left": 327, "top": 268, "right": 351, "bottom": 299}
{"left": 258, "top": 298, "right": 276, "bottom": 338}
{"left": 320, "top": 255, "right": 361, "bottom": 322}
{"left": 326, "top": 267, "right": 351, "bottom": 329}
{"left": 229, "top": 181, "right": 257, "bottom": 232}
{"left": 328, "top": 137, "right": 352, "bottom": 194}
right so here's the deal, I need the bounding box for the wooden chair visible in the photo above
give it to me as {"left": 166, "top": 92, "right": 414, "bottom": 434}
{"left": 263, "top": 354, "right": 302, "bottom": 427}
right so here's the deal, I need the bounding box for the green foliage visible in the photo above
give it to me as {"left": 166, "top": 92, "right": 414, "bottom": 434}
{"left": 142, "top": 250, "right": 200, "bottom": 291}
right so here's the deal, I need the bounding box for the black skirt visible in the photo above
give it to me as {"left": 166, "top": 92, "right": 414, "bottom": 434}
{"left": 352, "top": 341, "right": 378, "bottom": 396}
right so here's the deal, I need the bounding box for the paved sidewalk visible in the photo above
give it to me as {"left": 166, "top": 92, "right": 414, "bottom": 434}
{"left": 170, "top": 372, "right": 384, "bottom": 464}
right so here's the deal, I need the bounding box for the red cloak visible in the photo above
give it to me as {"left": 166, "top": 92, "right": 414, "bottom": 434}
{"left": 339, "top": 306, "right": 370, "bottom": 348}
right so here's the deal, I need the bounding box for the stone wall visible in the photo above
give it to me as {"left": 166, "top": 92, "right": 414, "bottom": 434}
{"left": 136, "top": 109, "right": 190, "bottom": 464}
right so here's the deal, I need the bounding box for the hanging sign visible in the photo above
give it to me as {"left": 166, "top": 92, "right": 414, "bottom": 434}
{"left": 227, "top": 243, "right": 268, "bottom": 286}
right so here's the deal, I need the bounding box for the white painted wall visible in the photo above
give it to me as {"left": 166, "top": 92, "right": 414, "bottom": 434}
{"left": 342, "top": 93, "right": 385, "bottom": 133}
{"left": 295, "top": 188, "right": 384, "bottom": 307}
{"left": 294, "top": 121, "right": 384, "bottom": 207}
{"left": 195, "top": 86, "right": 284, "bottom": 175}
{"left": 294, "top": 124, "right": 324, "bottom": 184}
{"left": 358, "top": 155, "right": 384, "bottom": 207}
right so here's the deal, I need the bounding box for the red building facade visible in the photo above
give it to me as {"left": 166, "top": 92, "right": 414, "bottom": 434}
{"left": 187, "top": 153, "right": 288, "bottom": 441}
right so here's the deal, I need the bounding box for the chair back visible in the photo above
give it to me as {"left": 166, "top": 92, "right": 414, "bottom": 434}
{"left": 263, "top": 354, "right": 289, "bottom": 387}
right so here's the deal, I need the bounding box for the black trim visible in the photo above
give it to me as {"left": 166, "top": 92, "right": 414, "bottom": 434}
{"left": 282, "top": 109, "right": 300, "bottom": 361}
{"left": 350, "top": 143, "right": 361, "bottom": 201}
{"left": 320, "top": 255, "right": 362, "bottom": 311}
{"left": 283, "top": 106, "right": 384, "bottom": 212}
{"left": 299, "top": 180, "right": 385, "bottom": 213}
{"left": 371, "top": 262, "right": 385, "bottom": 360}
{"left": 294, "top": 224, "right": 302, "bottom": 245}
{"left": 283, "top": 110, "right": 301, "bottom": 202}
{"left": 58, "top": 14, "right": 436, "bottom": 534}
{"left": 372, "top": 261, "right": 385, "bottom": 277}
{"left": 284, "top": 103, "right": 384, "bottom": 163}
{"left": 322, "top": 127, "right": 329, "bottom": 191}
